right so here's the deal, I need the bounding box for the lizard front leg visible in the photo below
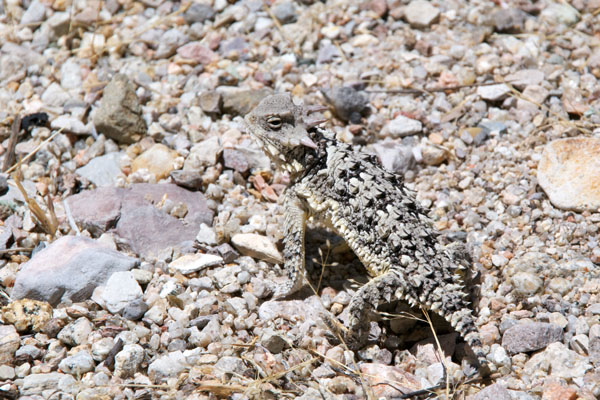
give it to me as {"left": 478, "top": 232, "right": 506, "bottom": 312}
{"left": 272, "top": 190, "right": 309, "bottom": 299}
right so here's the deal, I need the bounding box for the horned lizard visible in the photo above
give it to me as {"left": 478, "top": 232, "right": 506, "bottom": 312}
{"left": 245, "top": 94, "right": 489, "bottom": 374}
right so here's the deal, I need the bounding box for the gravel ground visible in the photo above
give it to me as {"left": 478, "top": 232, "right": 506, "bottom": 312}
{"left": 1, "top": 0, "right": 600, "bottom": 399}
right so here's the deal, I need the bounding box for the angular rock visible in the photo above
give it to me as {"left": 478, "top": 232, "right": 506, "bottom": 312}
{"left": 114, "top": 344, "right": 145, "bottom": 378}
{"left": 58, "top": 351, "right": 95, "bottom": 375}
{"left": 20, "top": 0, "right": 47, "bottom": 25}
{"left": 524, "top": 342, "right": 591, "bottom": 379}
{"left": 538, "top": 138, "right": 600, "bottom": 212}
{"left": 231, "top": 233, "right": 283, "bottom": 264}
{"left": 148, "top": 351, "right": 187, "bottom": 382}
{"left": 223, "top": 148, "right": 249, "bottom": 173}
{"left": 372, "top": 141, "right": 415, "bottom": 174}
{"left": 177, "top": 42, "right": 217, "bottom": 65}
{"left": 502, "top": 322, "right": 564, "bottom": 354}
{"left": 76, "top": 152, "right": 124, "bottom": 187}
{"left": 184, "top": 3, "right": 216, "bottom": 24}
{"left": 93, "top": 74, "right": 147, "bottom": 144}
{"left": 493, "top": 8, "right": 528, "bottom": 33}
{"left": 272, "top": 2, "right": 297, "bottom": 24}
{"left": 199, "top": 91, "right": 222, "bottom": 115}
{"left": 322, "top": 87, "right": 369, "bottom": 124}
{"left": 505, "top": 69, "right": 544, "bottom": 90}
{"left": 11, "top": 236, "right": 138, "bottom": 307}
{"left": 57, "top": 317, "right": 93, "bottom": 346}
{"left": 101, "top": 271, "right": 143, "bottom": 314}
{"left": 131, "top": 143, "right": 178, "bottom": 180}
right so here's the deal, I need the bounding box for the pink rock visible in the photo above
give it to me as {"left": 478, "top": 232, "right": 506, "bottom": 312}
{"left": 177, "top": 42, "right": 217, "bottom": 64}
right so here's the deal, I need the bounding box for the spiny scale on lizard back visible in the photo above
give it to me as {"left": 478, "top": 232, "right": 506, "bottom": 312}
{"left": 245, "top": 93, "right": 490, "bottom": 376}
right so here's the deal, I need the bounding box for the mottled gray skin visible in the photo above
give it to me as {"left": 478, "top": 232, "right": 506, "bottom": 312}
{"left": 245, "top": 94, "right": 489, "bottom": 374}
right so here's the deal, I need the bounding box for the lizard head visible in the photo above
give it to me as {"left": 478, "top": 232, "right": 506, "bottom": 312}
{"left": 245, "top": 93, "right": 327, "bottom": 174}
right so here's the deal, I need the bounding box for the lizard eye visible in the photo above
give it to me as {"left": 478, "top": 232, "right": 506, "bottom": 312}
{"left": 266, "top": 116, "right": 282, "bottom": 130}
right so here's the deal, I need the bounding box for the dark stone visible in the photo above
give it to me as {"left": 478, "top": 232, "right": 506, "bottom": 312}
{"left": 322, "top": 86, "right": 370, "bottom": 123}
{"left": 170, "top": 170, "right": 204, "bottom": 190}
{"left": 121, "top": 299, "right": 148, "bottom": 321}
{"left": 216, "top": 243, "right": 239, "bottom": 263}
{"left": 184, "top": 3, "right": 215, "bottom": 24}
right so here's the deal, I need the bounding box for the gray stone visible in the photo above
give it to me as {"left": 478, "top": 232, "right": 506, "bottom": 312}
{"left": 322, "top": 86, "right": 369, "bottom": 124}
{"left": 184, "top": 3, "right": 216, "bottom": 24}
{"left": 155, "top": 28, "right": 189, "bottom": 59}
{"left": 93, "top": 74, "right": 147, "bottom": 144}
{"left": 41, "top": 83, "right": 70, "bottom": 107}
{"left": 58, "top": 351, "right": 95, "bottom": 375}
{"left": 502, "top": 322, "right": 563, "bottom": 354}
{"left": 541, "top": 3, "right": 579, "bottom": 25}
{"left": 148, "top": 351, "right": 187, "bottom": 382}
{"left": 272, "top": 2, "right": 297, "bottom": 24}
{"left": 114, "top": 344, "right": 144, "bottom": 378}
{"left": 50, "top": 115, "right": 90, "bottom": 135}
{"left": 213, "top": 356, "right": 247, "bottom": 378}
{"left": 76, "top": 152, "right": 124, "bottom": 187}
{"left": 170, "top": 169, "right": 204, "bottom": 190}
{"left": 504, "top": 69, "right": 544, "bottom": 90}
{"left": 510, "top": 271, "right": 543, "bottom": 296}
{"left": 21, "top": 372, "right": 79, "bottom": 396}
{"left": 184, "top": 136, "right": 222, "bottom": 170}
{"left": 470, "top": 383, "right": 512, "bottom": 400}
{"left": 15, "top": 345, "right": 43, "bottom": 360}
{"left": 404, "top": 0, "right": 440, "bottom": 28}
{"left": 372, "top": 141, "right": 415, "bottom": 174}
{"left": 590, "top": 336, "right": 600, "bottom": 364}
{"left": 101, "top": 271, "right": 143, "bottom": 314}
{"left": 58, "top": 317, "right": 93, "bottom": 346}
{"left": 477, "top": 84, "right": 511, "bottom": 102}
{"left": 20, "top": 0, "right": 47, "bottom": 25}
{"left": 478, "top": 120, "right": 507, "bottom": 136}
{"left": 0, "top": 54, "right": 24, "bottom": 81}
{"left": 0, "top": 325, "right": 19, "bottom": 364}
{"left": 387, "top": 115, "right": 422, "bottom": 137}
{"left": 199, "top": 91, "right": 222, "bottom": 115}
{"left": 12, "top": 236, "right": 138, "bottom": 306}
{"left": 223, "top": 148, "right": 249, "bottom": 173}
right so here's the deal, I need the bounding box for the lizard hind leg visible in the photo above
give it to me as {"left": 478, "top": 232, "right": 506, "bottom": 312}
{"left": 342, "top": 270, "right": 407, "bottom": 350}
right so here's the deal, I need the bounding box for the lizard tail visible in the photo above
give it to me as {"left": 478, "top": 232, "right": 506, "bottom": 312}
{"left": 446, "top": 308, "right": 490, "bottom": 377}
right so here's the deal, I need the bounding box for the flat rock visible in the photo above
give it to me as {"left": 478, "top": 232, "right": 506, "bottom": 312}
{"left": 371, "top": 141, "right": 415, "bottom": 173}
{"left": 477, "top": 84, "right": 511, "bottom": 102}
{"left": 21, "top": 372, "right": 78, "bottom": 396}
{"left": 505, "top": 69, "right": 544, "bottom": 90}
{"left": 468, "top": 383, "right": 512, "bottom": 400}
{"left": 387, "top": 115, "right": 422, "bottom": 137}
{"left": 148, "top": 351, "right": 187, "bottom": 382}
{"left": 404, "top": 0, "right": 440, "bottom": 28}
{"left": 76, "top": 152, "right": 124, "bottom": 187}
{"left": 502, "top": 322, "right": 564, "bottom": 354}
{"left": 231, "top": 233, "right": 283, "bottom": 264}
{"left": 537, "top": 138, "right": 600, "bottom": 211}
{"left": 101, "top": 271, "right": 143, "bottom": 314}
{"left": 58, "top": 351, "right": 95, "bottom": 375}
{"left": 169, "top": 253, "right": 223, "bottom": 274}
{"left": 65, "top": 184, "right": 214, "bottom": 257}
{"left": 360, "top": 363, "right": 421, "bottom": 398}
{"left": 524, "top": 342, "right": 591, "bottom": 379}
{"left": 11, "top": 236, "right": 138, "bottom": 307}
{"left": 93, "top": 74, "right": 147, "bottom": 144}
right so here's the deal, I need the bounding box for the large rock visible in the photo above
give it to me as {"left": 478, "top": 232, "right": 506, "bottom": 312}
{"left": 502, "top": 322, "right": 564, "bottom": 354}
{"left": 537, "top": 138, "right": 600, "bottom": 212}
{"left": 65, "top": 184, "right": 214, "bottom": 257}
{"left": 93, "top": 74, "right": 147, "bottom": 144}
{"left": 11, "top": 236, "right": 138, "bottom": 306}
